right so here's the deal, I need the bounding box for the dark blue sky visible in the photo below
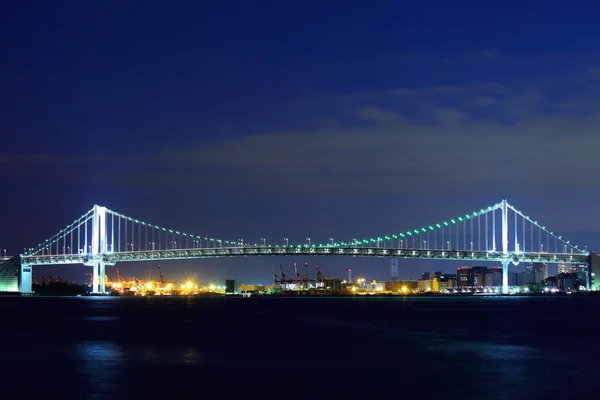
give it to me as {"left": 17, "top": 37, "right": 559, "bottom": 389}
{"left": 2, "top": 0, "right": 600, "bottom": 285}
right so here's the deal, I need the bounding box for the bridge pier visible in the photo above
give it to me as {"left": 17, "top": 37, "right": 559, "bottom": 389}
{"left": 91, "top": 262, "right": 106, "bottom": 294}
{"left": 502, "top": 259, "right": 510, "bottom": 294}
{"left": 390, "top": 258, "right": 398, "bottom": 280}
{"left": 20, "top": 263, "right": 33, "bottom": 293}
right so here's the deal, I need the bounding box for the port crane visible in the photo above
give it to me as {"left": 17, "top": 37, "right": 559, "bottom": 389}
{"left": 279, "top": 264, "right": 291, "bottom": 290}
{"left": 294, "top": 262, "right": 301, "bottom": 288}
{"left": 158, "top": 266, "right": 166, "bottom": 284}
{"left": 316, "top": 262, "right": 324, "bottom": 283}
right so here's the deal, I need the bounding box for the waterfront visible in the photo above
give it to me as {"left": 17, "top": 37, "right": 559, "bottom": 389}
{"left": 0, "top": 296, "right": 598, "bottom": 399}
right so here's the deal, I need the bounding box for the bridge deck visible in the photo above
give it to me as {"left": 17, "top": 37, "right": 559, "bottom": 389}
{"left": 21, "top": 246, "right": 589, "bottom": 266}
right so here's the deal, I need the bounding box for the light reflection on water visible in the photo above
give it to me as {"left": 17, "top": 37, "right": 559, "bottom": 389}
{"left": 81, "top": 316, "right": 118, "bottom": 322}
{"left": 3, "top": 296, "right": 597, "bottom": 400}
{"left": 140, "top": 345, "right": 202, "bottom": 364}
{"left": 77, "top": 341, "right": 123, "bottom": 400}
{"left": 76, "top": 341, "right": 202, "bottom": 399}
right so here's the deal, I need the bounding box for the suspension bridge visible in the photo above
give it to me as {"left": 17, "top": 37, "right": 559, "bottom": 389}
{"left": 10, "top": 199, "right": 590, "bottom": 295}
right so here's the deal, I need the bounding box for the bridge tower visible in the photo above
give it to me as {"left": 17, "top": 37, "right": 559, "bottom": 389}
{"left": 87, "top": 205, "right": 108, "bottom": 294}
{"left": 501, "top": 199, "right": 509, "bottom": 294}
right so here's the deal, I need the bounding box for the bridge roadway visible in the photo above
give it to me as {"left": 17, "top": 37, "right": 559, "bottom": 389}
{"left": 21, "top": 246, "right": 589, "bottom": 266}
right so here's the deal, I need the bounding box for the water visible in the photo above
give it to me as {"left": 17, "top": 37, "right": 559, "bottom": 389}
{"left": 0, "top": 295, "right": 598, "bottom": 399}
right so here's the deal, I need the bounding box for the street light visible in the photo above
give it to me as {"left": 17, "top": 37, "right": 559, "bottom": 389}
{"left": 329, "top": 238, "right": 334, "bottom": 246}
{"left": 239, "top": 238, "right": 244, "bottom": 247}
{"left": 423, "top": 240, "right": 426, "bottom": 250}
{"left": 353, "top": 238, "right": 357, "bottom": 246}
{"left": 284, "top": 238, "right": 289, "bottom": 247}
{"left": 261, "top": 238, "right": 266, "bottom": 246}
{"left": 470, "top": 241, "right": 473, "bottom": 251}
{"left": 447, "top": 241, "right": 450, "bottom": 250}
{"left": 306, "top": 238, "right": 311, "bottom": 247}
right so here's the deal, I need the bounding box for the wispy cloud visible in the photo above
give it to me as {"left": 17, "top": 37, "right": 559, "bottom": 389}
{"left": 4, "top": 71, "right": 600, "bottom": 196}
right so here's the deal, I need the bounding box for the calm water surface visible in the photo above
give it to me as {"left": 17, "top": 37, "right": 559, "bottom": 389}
{"left": 1, "top": 296, "right": 598, "bottom": 399}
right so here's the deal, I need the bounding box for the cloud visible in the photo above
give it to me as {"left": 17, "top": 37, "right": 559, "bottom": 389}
{"left": 161, "top": 77, "right": 600, "bottom": 193}
{"left": 357, "top": 106, "right": 399, "bottom": 123}
{"left": 4, "top": 72, "right": 600, "bottom": 196}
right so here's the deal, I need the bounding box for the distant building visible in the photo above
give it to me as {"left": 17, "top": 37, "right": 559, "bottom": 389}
{"left": 322, "top": 277, "right": 343, "bottom": 290}
{"left": 457, "top": 267, "right": 474, "bottom": 287}
{"left": 590, "top": 253, "right": 600, "bottom": 291}
{"left": 472, "top": 266, "right": 487, "bottom": 287}
{"left": 520, "top": 263, "right": 548, "bottom": 285}
{"left": 225, "top": 279, "right": 237, "bottom": 294}
{"left": 382, "top": 280, "right": 417, "bottom": 292}
{"left": 431, "top": 279, "right": 448, "bottom": 292}
{"left": 443, "top": 274, "right": 457, "bottom": 288}
{"left": 417, "top": 279, "right": 431, "bottom": 292}
{"left": 557, "top": 264, "right": 587, "bottom": 284}
{"left": 0, "top": 256, "right": 19, "bottom": 292}
{"left": 558, "top": 263, "right": 570, "bottom": 274}
{"left": 430, "top": 273, "right": 455, "bottom": 292}
{"left": 456, "top": 266, "right": 494, "bottom": 288}
{"left": 484, "top": 267, "right": 502, "bottom": 287}
{"left": 239, "top": 284, "right": 268, "bottom": 293}
{"left": 556, "top": 273, "right": 583, "bottom": 292}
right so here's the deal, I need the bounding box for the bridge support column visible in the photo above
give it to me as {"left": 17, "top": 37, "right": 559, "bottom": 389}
{"left": 88, "top": 261, "right": 107, "bottom": 294}
{"left": 98, "top": 262, "right": 106, "bottom": 294}
{"left": 92, "top": 262, "right": 99, "bottom": 294}
{"left": 20, "top": 263, "right": 33, "bottom": 293}
{"left": 91, "top": 262, "right": 107, "bottom": 294}
{"left": 390, "top": 258, "right": 398, "bottom": 281}
{"left": 502, "top": 259, "right": 510, "bottom": 294}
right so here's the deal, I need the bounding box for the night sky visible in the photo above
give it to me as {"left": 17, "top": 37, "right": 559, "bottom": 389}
{"left": 2, "top": 1, "right": 600, "bottom": 285}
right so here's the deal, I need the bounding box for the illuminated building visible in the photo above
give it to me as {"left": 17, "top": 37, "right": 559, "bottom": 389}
{"left": 589, "top": 253, "right": 600, "bottom": 291}
{"left": 430, "top": 273, "right": 455, "bottom": 291}
{"left": 510, "top": 263, "right": 549, "bottom": 286}
{"left": 0, "top": 256, "right": 19, "bottom": 292}
{"left": 431, "top": 279, "right": 448, "bottom": 292}
{"left": 525, "top": 263, "right": 548, "bottom": 282}
{"left": 382, "top": 280, "right": 417, "bottom": 292}
{"left": 239, "top": 284, "right": 268, "bottom": 293}
{"left": 558, "top": 263, "right": 587, "bottom": 283}
{"left": 558, "top": 263, "right": 570, "bottom": 274}
{"left": 457, "top": 267, "right": 474, "bottom": 287}
{"left": 417, "top": 279, "right": 431, "bottom": 292}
